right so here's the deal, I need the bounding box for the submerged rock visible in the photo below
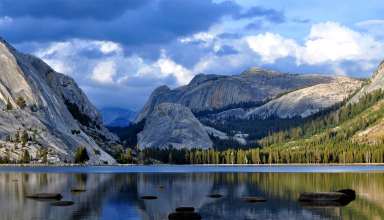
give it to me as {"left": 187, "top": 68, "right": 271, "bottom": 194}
{"left": 242, "top": 196, "right": 267, "bottom": 203}
{"left": 207, "top": 193, "right": 223, "bottom": 198}
{"left": 168, "top": 206, "right": 202, "bottom": 220}
{"left": 175, "top": 207, "right": 195, "bottom": 212}
{"left": 50, "top": 201, "right": 75, "bottom": 206}
{"left": 140, "top": 195, "right": 158, "bottom": 200}
{"left": 337, "top": 189, "right": 356, "bottom": 200}
{"left": 26, "top": 193, "right": 63, "bottom": 200}
{"left": 298, "top": 189, "right": 356, "bottom": 207}
{"left": 71, "top": 188, "right": 86, "bottom": 193}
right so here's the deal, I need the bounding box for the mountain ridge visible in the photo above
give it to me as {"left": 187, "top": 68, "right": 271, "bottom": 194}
{"left": 135, "top": 68, "right": 347, "bottom": 123}
{"left": 133, "top": 67, "right": 362, "bottom": 149}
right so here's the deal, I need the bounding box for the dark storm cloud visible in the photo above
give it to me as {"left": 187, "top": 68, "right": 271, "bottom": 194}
{"left": 0, "top": 0, "right": 240, "bottom": 46}
{"left": 235, "top": 6, "right": 285, "bottom": 23}
{"left": 0, "top": 0, "right": 149, "bottom": 20}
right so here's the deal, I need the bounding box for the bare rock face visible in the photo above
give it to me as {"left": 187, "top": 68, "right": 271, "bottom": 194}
{"left": 0, "top": 37, "right": 116, "bottom": 164}
{"left": 137, "top": 103, "right": 212, "bottom": 149}
{"left": 244, "top": 76, "right": 362, "bottom": 119}
{"left": 135, "top": 68, "right": 337, "bottom": 122}
{"left": 350, "top": 61, "right": 384, "bottom": 103}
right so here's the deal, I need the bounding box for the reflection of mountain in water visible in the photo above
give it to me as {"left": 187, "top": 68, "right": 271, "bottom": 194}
{"left": 0, "top": 172, "right": 383, "bottom": 219}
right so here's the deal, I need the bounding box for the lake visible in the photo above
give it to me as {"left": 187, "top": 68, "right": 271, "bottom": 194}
{"left": 1, "top": 165, "right": 383, "bottom": 220}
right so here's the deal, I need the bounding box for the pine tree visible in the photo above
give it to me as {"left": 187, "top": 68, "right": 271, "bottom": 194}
{"left": 22, "top": 150, "right": 30, "bottom": 163}
{"left": 15, "top": 97, "right": 26, "bottom": 109}
{"left": 74, "top": 147, "right": 89, "bottom": 163}
{"left": 5, "top": 98, "right": 12, "bottom": 110}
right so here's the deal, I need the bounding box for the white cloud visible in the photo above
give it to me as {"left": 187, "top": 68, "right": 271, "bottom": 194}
{"left": 34, "top": 40, "right": 194, "bottom": 88}
{"left": 94, "top": 41, "right": 122, "bottom": 54}
{"left": 299, "top": 22, "right": 382, "bottom": 64}
{"left": 246, "top": 33, "right": 299, "bottom": 63}
{"left": 179, "top": 32, "right": 215, "bottom": 44}
{"left": 138, "top": 51, "right": 193, "bottom": 85}
{"left": 36, "top": 39, "right": 122, "bottom": 58}
{"left": 245, "top": 22, "right": 384, "bottom": 67}
{"left": 91, "top": 61, "right": 116, "bottom": 84}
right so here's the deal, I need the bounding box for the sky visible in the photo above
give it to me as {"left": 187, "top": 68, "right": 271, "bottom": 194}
{"left": 0, "top": 0, "right": 383, "bottom": 111}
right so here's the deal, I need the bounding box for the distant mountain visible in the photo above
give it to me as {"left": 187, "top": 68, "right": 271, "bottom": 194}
{"left": 0, "top": 37, "right": 117, "bottom": 164}
{"left": 132, "top": 67, "right": 362, "bottom": 149}
{"left": 100, "top": 107, "right": 136, "bottom": 127}
{"left": 135, "top": 68, "right": 341, "bottom": 123}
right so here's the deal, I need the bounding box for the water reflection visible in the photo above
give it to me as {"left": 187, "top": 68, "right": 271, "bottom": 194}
{"left": 0, "top": 170, "right": 383, "bottom": 219}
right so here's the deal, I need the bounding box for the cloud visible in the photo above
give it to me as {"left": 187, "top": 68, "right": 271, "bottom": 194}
{"left": 0, "top": 0, "right": 239, "bottom": 47}
{"left": 137, "top": 51, "right": 193, "bottom": 85}
{"left": 32, "top": 39, "right": 195, "bottom": 109}
{"left": 91, "top": 61, "right": 117, "bottom": 84}
{"left": 299, "top": 22, "right": 383, "bottom": 64}
{"left": 180, "top": 32, "right": 215, "bottom": 44}
{"left": 215, "top": 45, "right": 239, "bottom": 56}
{"left": 355, "top": 19, "right": 384, "bottom": 39}
{"left": 246, "top": 33, "right": 298, "bottom": 63}
{"left": 234, "top": 6, "right": 285, "bottom": 23}
{"left": 217, "top": 32, "right": 242, "bottom": 39}
{"left": 245, "top": 20, "right": 263, "bottom": 30}
{"left": 0, "top": 0, "right": 149, "bottom": 20}
{"left": 245, "top": 22, "right": 384, "bottom": 66}
{"left": 0, "top": 16, "right": 11, "bottom": 25}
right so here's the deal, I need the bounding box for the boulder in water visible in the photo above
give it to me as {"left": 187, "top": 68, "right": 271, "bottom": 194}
{"left": 175, "top": 207, "right": 195, "bottom": 212}
{"left": 50, "top": 201, "right": 75, "bottom": 206}
{"left": 242, "top": 196, "right": 267, "bottom": 203}
{"left": 207, "top": 193, "right": 223, "bottom": 198}
{"left": 71, "top": 188, "right": 86, "bottom": 193}
{"left": 168, "top": 207, "right": 201, "bottom": 220}
{"left": 140, "top": 195, "right": 158, "bottom": 200}
{"left": 26, "top": 193, "right": 63, "bottom": 200}
{"left": 298, "top": 189, "right": 356, "bottom": 207}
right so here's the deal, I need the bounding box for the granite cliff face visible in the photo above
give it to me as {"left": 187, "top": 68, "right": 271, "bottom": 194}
{"left": 135, "top": 68, "right": 338, "bottom": 123}
{"left": 210, "top": 76, "right": 362, "bottom": 120}
{"left": 350, "top": 61, "right": 384, "bottom": 103}
{"left": 0, "top": 37, "right": 116, "bottom": 164}
{"left": 137, "top": 103, "right": 212, "bottom": 149}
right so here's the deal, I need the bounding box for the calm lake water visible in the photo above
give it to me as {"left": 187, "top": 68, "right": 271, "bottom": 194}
{"left": 1, "top": 165, "right": 384, "bottom": 220}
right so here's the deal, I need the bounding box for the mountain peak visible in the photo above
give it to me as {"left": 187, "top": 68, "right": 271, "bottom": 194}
{"left": 0, "top": 37, "right": 17, "bottom": 54}
{"left": 188, "top": 74, "right": 223, "bottom": 86}
{"left": 240, "top": 67, "right": 284, "bottom": 77}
